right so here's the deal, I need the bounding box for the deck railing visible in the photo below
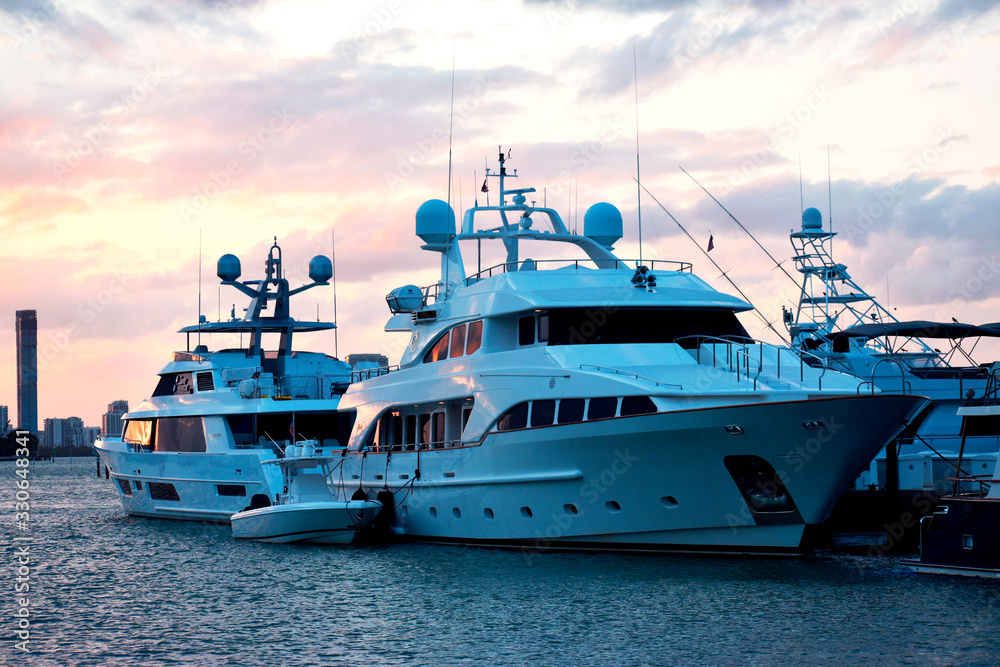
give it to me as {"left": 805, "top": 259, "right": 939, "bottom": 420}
{"left": 676, "top": 335, "right": 830, "bottom": 391}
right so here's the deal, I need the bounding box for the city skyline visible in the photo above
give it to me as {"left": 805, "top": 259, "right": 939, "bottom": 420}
{"left": 2, "top": 1, "right": 1000, "bottom": 425}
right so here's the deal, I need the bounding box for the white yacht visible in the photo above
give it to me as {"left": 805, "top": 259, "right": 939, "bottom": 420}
{"left": 95, "top": 240, "right": 357, "bottom": 522}
{"left": 785, "top": 210, "right": 1000, "bottom": 497}
{"left": 330, "top": 150, "right": 928, "bottom": 555}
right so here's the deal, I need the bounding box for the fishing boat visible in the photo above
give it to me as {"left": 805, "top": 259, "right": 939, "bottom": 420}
{"left": 230, "top": 440, "right": 382, "bottom": 544}
{"left": 327, "top": 150, "right": 928, "bottom": 555}
{"left": 782, "top": 209, "right": 1000, "bottom": 547}
{"left": 95, "top": 239, "right": 360, "bottom": 522}
{"left": 902, "top": 364, "right": 1000, "bottom": 577}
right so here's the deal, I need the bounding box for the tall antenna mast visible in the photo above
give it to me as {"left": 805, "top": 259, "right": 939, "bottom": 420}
{"left": 827, "top": 144, "right": 833, "bottom": 260}
{"left": 197, "top": 227, "right": 202, "bottom": 349}
{"left": 447, "top": 39, "right": 456, "bottom": 211}
{"left": 633, "top": 44, "right": 643, "bottom": 265}
{"left": 332, "top": 229, "right": 339, "bottom": 359}
{"left": 798, "top": 151, "right": 804, "bottom": 214}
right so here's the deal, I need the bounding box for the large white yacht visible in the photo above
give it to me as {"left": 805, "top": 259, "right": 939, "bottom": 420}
{"left": 95, "top": 240, "right": 357, "bottom": 522}
{"left": 331, "top": 150, "right": 928, "bottom": 555}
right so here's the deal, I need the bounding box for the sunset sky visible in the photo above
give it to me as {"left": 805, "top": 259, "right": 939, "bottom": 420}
{"left": 2, "top": 0, "right": 1000, "bottom": 428}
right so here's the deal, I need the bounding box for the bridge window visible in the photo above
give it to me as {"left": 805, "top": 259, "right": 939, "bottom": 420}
{"left": 467, "top": 320, "right": 483, "bottom": 354}
{"left": 450, "top": 324, "right": 467, "bottom": 359}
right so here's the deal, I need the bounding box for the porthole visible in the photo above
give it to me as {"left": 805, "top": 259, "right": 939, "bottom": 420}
{"left": 660, "top": 496, "right": 679, "bottom": 507}
{"left": 429, "top": 507, "right": 438, "bottom": 518}
{"left": 563, "top": 504, "right": 578, "bottom": 515}
{"left": 453, "top": 507, "right": 461, "bottom": 519}
{"left": 605, "top": 500, "right": 621, "bottom": 512}
{"left": 484, "top": 508, "right": 494, "bottom": 519}
{"left": 520, "top": 506, "right": 533, "bottom": 518}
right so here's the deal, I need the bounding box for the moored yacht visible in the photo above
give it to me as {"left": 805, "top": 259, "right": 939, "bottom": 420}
{"left": 330, "top": 150, "right": 928, "bottom": 555}
{"left": 95, "top": 240, "right": 357, "bottom": 522}
{"left": 903, "top": 364, "right": 1000, "bottom": 577}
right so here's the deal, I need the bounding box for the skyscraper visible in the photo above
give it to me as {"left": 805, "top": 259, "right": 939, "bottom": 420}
{"left": 15, "top": 310, "right": 37, "bottom": 434}
{"left": 0, "top": 404, "right": 9, "bottom": 436}
{"left": 102, "top": 399, "right": 129, "bottom": 437}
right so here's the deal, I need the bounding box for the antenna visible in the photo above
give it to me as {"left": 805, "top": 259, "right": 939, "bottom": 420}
{"left": 798, "top": 151, "right": 804, "bottom": 214}
{"left": 446, "top": 39, "right": 456, "bottom": 212}
{"left": 332, "top": 229, "right": 339, "bottom": 359}
{"left": 827, "top": 144, "right": 833, "bottom": 260}
{"left": 633, "top": 44, "right": 642, "bottom": 265}
{"left": 197, "top": 227, "right": 202, "bottom": 349}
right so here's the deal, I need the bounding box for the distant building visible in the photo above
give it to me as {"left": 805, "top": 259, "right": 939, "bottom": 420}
{"left": 16, "top": 310, "right": 38, "bottom": 434}
{"left": 102, "top": 399, "right": 129, "bottom": 437}
{"left": 43, "top": 417, "right": 90, "bottom": 449}
{"left": 0, "top": 405, "right": 9, "bottom": 436}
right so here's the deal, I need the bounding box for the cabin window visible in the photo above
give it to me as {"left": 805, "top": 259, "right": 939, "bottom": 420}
{"left": 450, "top": 325, "right": 467, "bottom": 359}
{"left": 587, "top": 397, "right": 618, "bottom": 420}
{"left": 227, "top": 415, "right": 255, "bottom": 446}
{"left": 497, "top": 403, "right": 529, "bottom": 431}
{"left": 424, "top": 332, "right": 451, "bottom": 363}
{"left": 123, "top": 419, "right": 155, "bottom": 449}
{"left": 148, "top": 482, "right": 180, "bottom": 501}
{"left": 405, "top": 415, "right": 417, "bottom": 445}
{"left": 152, "top": 372, "right": 194, "bottom": 396}
{"left": 118, "top": 479, "right": 132, "bottom": 496}
{"left": 621, "top": 396, "right": 657, "bottom": 416}
{"left": 433, "top": 412, "right": 446, "bottom": 444}
{"left": 156, "top": 417, "right": 207, "bottom": 453}
{"left": 519, "top": 316, "right": 535, "bottom": 346}
{"left": 462, "top": 406, "right": 473, "bottom": 431}
{"left": 419, "top": 414, "right": 431, "bottom": 444}
{"left": 531, "top": 400, "right": 556, "bottom": 427}
{"left": 466, "top": 320, "right": 483, "bottom": 354}
{"left": 538, "top": 314, "right": 549, "bottom": 343}
{"left": 545, "top": 308, "right": 750, "bottom": 346}
{"left": 557, "top": 399, "right": 585, "bottom": 424}
{"left": 216, "top": 485, "right": 246, "bottom": 497}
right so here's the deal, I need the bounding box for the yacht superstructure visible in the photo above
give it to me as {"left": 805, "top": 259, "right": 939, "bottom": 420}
{"left": 95, "top": 240, "right": 356, "bottom": 522}
{"left": 331, "top": 151, "right": 928, "bottom": 554}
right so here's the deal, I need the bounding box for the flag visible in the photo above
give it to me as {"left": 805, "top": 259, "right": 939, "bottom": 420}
{"left": 481, "top": 179, "right": 489, "bottom": 193}
{"left": 707, "top": 235, "right": 714, "bottom": 252}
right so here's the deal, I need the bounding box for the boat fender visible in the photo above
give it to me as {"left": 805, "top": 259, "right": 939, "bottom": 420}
{"left": 352, "top": 487, "right": 368, "bottom": 501}
{"left": 374, "top": 489, "right": 395, "bottom": 539}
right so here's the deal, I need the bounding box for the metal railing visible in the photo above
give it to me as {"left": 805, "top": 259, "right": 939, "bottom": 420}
{"left": 352, "top": 365, "right": 400, "bottom": 383}
{"left": 462, "top": 257, "right": 692, "bottom": 287}
{"left": 226, "top": 373, "right": 351, "bottom": 400}
{"left": 677, "top": 335, "right": 829, "bottom": 391}
{"left": 578, "top": 364, "right": 683, "bottom": 390}
{"left": 857, "top": 358, "right": 911, "bottom": 395}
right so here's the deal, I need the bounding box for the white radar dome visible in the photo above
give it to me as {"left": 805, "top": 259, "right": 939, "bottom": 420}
{"left": 802, "top": 207, "right": 823, "bottom": 232}
{"left": 217, "top": 254, "right": 241, "bottom": 282}
{"left": 584, "top": 202, "right": 623, "bottom": 249}
{"left": 416, "top": 199, "right": 456, "bottom": 247}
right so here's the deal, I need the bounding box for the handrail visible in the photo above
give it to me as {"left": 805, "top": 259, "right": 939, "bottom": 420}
{"left": 461, "top": 257, "right": 693, "bottom": 287}
{"left": 676, "top": 335, "right": 829, "bottom": 391}
{"left": 578, "top": 364, "right": 683, "bottom": 389}
{"left": 352, "top": 366, "right": 400, "bottom": 383}
{"left": 861, "top": 358, "right": 910, "bottom": 395}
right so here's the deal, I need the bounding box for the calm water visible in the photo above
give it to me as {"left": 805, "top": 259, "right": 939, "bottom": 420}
{"left": 4, "top": 459, "right": 1000, "bottom": 666}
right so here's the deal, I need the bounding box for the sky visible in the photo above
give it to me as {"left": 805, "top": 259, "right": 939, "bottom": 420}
{"left": 2, "top": 0, "right": 1000, "bottom": 428}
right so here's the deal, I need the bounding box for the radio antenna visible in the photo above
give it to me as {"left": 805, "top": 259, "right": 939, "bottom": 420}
{"left": 633, "top": 44, "right": 643, "bottom": 265}
{"left": 332, "top": 229, "right": 339, "bottom": 359}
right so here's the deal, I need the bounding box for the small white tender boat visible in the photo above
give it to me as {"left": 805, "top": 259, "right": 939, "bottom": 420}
{"left": 231, "top": 442, "right": 382, "bottom": 544}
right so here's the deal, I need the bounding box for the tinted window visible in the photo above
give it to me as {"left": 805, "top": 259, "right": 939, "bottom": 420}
{"left": 497, "top": 403, "right": 529, "bottom": 431}
{"left": 156, "top": 417, "right": 206, "bottom": 453}
{"left": 546, "top": 308, "right": 750, "bottom": 346}
{"left": 466, "top": 320, "right": 483, "bottom": 354}
{"left": 538, "top": 314, "right": 549, "bottom": 342}
{"left": 148, "top": 482, "right": 180, "bottom": 501}
{"left": 216, "top": 485, "right": 246, "bottom": 497}
{"left": 424, "top": 332, "right": 451, "bottom": 363}
{"left": 519, "top": 316, "right": 535, "bottom": 346}
{"left": 587, "top": 397, "right": 618, "bottom": 420}
{"left": 433, "top": 412, "right": 446, "bottom": 443}
{"left": 531, "top": 400, "right": 556, "bottom": 427}
{"left": 123, "top": 419, "right": 154, "bottom": 448}
{"left": 227, "top": 414, "right": 254, "bottom": 445}
{"left": 621, "top": 396, "right": 657, "bottom": 416}
{"left": 557, "top": 398, "right": 585, "bottom": 424}
{"left": 420, "top": 414, "right": 431, "bottom": 444}
{"left": 405, "top": 415, "right": 417, "bottom": 444}
{"left": 450, "top": 325, "right": 467, "bottom": 359}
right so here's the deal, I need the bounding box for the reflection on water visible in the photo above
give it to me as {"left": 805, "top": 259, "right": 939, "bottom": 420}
{"left": 3, "top": 459, "right": 999, "bottom": 666}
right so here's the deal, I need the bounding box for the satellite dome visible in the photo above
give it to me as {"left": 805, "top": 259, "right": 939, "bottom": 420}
{"left": 309, "top": 255, "right": 333, "bottom": 283}
{"left": 416, "top": 199, "right": 456, "bottom": 247}
{"left": 583, "top": 202, "right": 623, "bottom": 249}
{"left": 802, "top": 207, "right": 823, "bottom": 232}
{"left": 217, "top": 253, "right": 241, "bottom": 282}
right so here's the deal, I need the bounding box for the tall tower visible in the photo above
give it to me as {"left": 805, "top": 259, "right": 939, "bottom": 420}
{"left": 102, "top": 399, "right": 129, "bottom": 437}
{"left": 15, "top": 310, "right": 38, "bottom": 434}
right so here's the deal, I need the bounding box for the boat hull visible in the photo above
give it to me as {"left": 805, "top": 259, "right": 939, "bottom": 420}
{"left": 341, "top": 394, "right": 926, "bottom": 555}
{"left": 95, "top": 440, "right": 280, "bottom": 523}
{"left": 230, "top": 500, "right": 382, "bottom": 544}
{"left": 903, "top": 497, "right": 1000, "bottom": 578}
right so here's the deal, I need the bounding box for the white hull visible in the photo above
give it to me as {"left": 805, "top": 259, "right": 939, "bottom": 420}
{"left": 231, "top": 500, "right": 382, "bottom": 543}
{"left": 340, "top": 395, "right": 924, "bottom": 555}
{"left": 95, "top": 440, "right": 280, "bottom": 523}
{"left": 902, "top": 561, "right": 1000, "bottom": 578}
